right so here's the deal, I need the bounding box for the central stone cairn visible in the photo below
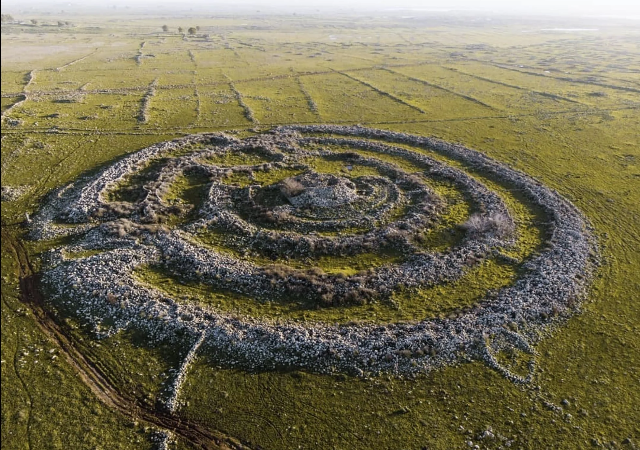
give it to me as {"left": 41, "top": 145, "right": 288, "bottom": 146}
{"left": 283, "top": 173, "right": 359, "bottom": 208}
{"left": 31, "top": 125, "right": 597, "bottom": 380}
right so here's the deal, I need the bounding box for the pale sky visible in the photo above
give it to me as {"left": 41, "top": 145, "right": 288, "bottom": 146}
{"left": 2, "top": 0, "right": 640, "bottom": 17}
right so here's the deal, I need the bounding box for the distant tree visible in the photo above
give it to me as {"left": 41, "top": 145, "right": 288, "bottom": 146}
{"left": 187, "top": 27, "right": 196, "bottom": 35}
{"left": 196, "top": 25, "right": 200, "bottom": 31}
{"left": 1, "top": 14, "right": 15, "bottom": 23}
{"left": 30, "top": 19, "right": 38, "bottom": 25}
{"left": 178, "top": 26, "right": 184, "bottom": 33}
{"left": 162, "top": 24, "right": 169, "bottom": 32}
{"left": 58, "top": 21, "right": 65, "bottom": 27}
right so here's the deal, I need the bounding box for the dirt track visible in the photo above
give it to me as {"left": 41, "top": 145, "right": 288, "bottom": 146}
{"left": 1, "top": 224, "right": 248, "bottom": 450}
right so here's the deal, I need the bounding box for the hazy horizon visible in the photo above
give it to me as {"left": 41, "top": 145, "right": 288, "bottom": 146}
{"left": 2, "top": 0, "right": 640, "bottom": 18}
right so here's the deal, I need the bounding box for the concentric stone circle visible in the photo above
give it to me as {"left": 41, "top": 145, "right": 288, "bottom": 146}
{"left": 32, "top": 125, "right": 598, "bottom": 380}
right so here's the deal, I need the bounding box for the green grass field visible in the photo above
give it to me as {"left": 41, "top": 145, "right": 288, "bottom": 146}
{"left": 2, "top": 10, "right": 639, "bottom": 450}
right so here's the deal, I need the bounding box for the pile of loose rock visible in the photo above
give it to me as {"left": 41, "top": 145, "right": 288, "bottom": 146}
{"left": 31, "top": 125, "right": 598, "bottom": 379}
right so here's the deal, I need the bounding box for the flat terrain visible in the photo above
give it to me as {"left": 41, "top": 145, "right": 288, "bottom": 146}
{"left": 1, "top": 11, "right": 639, "bottom": 450}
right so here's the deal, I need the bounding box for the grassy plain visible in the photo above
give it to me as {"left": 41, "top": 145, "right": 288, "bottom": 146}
{"left": 2, "top": 10, "right": 639, "bottom": 450}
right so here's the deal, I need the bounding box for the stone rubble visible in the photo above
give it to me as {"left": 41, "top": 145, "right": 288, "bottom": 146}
{"left": 1, "top": 185, "right": 29, "bottom": 202}
{"left": 31, "top": 125, "right": 598, "bottom": 380}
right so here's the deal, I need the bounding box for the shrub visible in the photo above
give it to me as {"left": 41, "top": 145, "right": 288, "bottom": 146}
{"left": 279, "top": 178, "right": 305, "bottom": 197}
{"left": 462, "top": 213, "right": 513, "bottom": 238}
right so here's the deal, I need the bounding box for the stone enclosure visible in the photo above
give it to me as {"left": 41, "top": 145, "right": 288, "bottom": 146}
{"left": 31, "top": 125, "right": 598, "bottom": 383}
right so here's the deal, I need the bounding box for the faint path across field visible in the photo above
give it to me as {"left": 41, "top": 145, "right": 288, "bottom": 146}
{"left": 1, "top": 225, "right": 249, "bottom": 450}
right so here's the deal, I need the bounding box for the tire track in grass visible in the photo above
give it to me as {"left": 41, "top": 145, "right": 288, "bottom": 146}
{"left": 11, "top": 130, "right": 95, "bottom": 204}
{"left": 1, "top": 225, "right": 249, "bottom": 450}
{"left": 13, "top": 330, "right": 34, "bottom": 450}
{"left": 1, "top": 293, "right": 34, "bottom": 450}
